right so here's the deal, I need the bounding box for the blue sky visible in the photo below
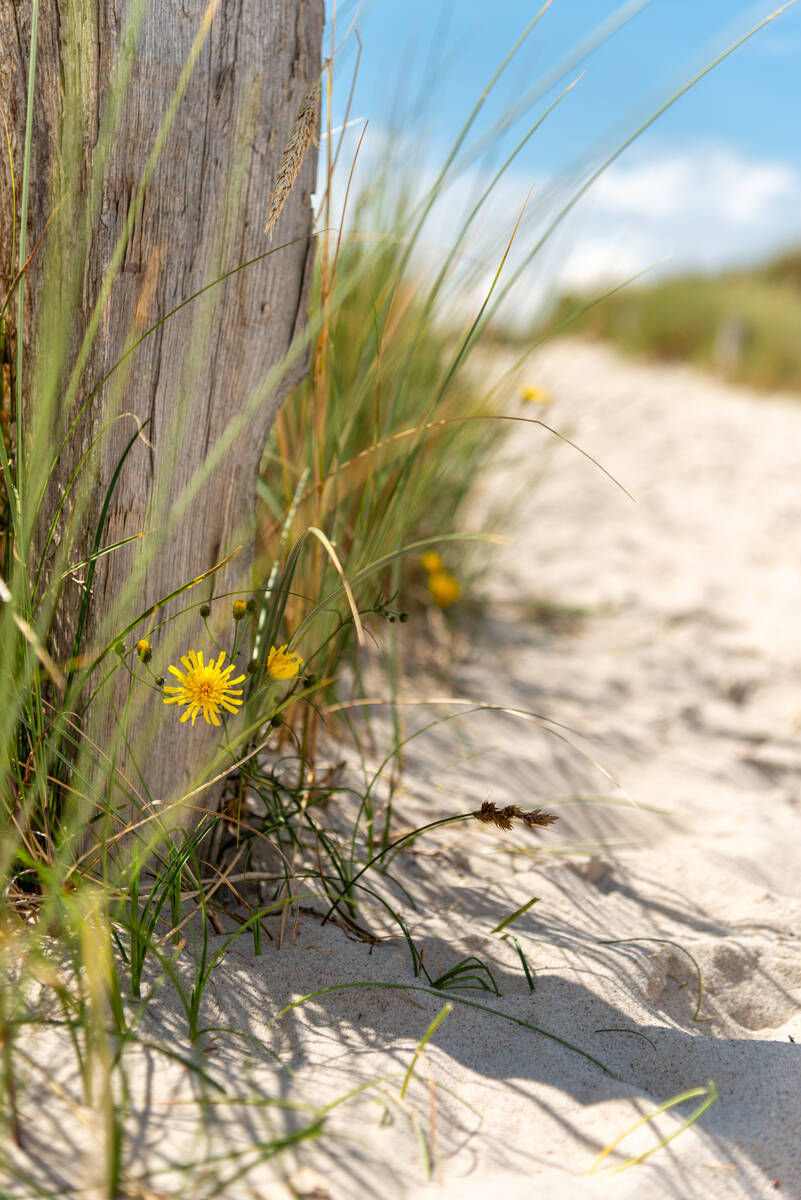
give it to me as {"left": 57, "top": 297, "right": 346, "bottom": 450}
{"left": 328, "top": 1, "right": 801, "bottom": 170}
{"left": 322, "top": 1, "right": 801, "bottom": 305}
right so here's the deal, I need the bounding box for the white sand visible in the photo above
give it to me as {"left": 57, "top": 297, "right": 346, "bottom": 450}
{"left": 7, "top": 341, "right": 801, "bottom": 1198}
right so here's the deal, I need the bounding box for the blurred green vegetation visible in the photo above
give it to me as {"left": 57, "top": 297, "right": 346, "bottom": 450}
{"left": 259, "top": 232, "right": 494, "bottom": 635}
{"left": 546, "top": 247, "right": 801, "bottom": 394}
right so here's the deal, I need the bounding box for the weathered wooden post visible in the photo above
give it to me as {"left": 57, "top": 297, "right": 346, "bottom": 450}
{"left": 0, "top": 0, "right": 324, "bottom": 829}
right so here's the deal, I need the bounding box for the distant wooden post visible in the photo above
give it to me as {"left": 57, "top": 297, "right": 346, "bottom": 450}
{"left": 0, "top": 0, "right": 323, "bottom": 830}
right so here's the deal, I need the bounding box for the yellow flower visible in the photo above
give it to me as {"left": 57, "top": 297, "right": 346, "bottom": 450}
{"left": 232, "top": 599, "right": 248, "bottom": 621}
{"left": 267, "top": 644, "right": 303, "bottom": 680}
{"left": 136, "top": 639, "right": 152, "bottom": 663}
{"left": 421, "top": 550, "right": 444, "bottom": 574}
{"left": 520, "top": 384, "right": 550, "bottom": 404}
{"left": 162, "top": 649, "right": 246, "bottom": 727}
{"left": 427, "top": 569, "right": 461, "bottom": 609}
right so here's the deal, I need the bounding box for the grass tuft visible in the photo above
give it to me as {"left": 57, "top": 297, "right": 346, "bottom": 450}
{"left": 548, "top": 247, "right": 801, "bottom": 394}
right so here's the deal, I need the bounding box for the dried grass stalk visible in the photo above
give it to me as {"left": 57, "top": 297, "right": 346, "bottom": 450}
{"left": 264, "top": 77, "right": 321, "bottom": 238}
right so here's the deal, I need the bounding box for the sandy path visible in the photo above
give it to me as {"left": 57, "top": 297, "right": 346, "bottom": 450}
{"left": 8, "top": 342, "right": 801, "bottom": 1199}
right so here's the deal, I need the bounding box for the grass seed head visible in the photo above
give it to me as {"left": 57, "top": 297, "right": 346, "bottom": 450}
{"left": 264, "top": 77, "right": 321, "bottom": 238}
{"left": 474, "top": 800, "right": 558, "bottom": 832}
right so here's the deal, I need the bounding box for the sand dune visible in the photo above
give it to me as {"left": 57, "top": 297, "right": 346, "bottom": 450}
{"left": 7, "top": 341, "right": 801, "bottom": 1198}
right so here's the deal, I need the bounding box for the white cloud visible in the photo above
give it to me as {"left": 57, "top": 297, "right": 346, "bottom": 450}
{"left": 316, "top": 129, "right": 801, "bottom": 325}
{"left": 540, "top": 143, "right": 801, "bottom": 309}
{"left": 591, "top": 146, "right": 798, "bottom": 229}
{"left": 557, "top": 236, "right": 648, "bottom": 292}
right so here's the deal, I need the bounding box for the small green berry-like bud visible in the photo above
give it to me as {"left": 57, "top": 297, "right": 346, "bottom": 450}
{"left": 246, "top": 660, "right": 259, "bottom": 676}
{"left": 399, "top": 611, "right": 409, "bottom": 623}
{"left": 232, "top": 599, "right": 248, "bottom": 621}
{"left": 200, "top": 604, "right": 211, "bottom": 619}
{"left": 155, "top": 675, "right": 166, "bottom": 688}
{"left": 114, "top": 642, "right": 126, "bottom": 658}
{"left": 302, "top": 673, "right": 317, "bottom": 689}
{"left": 136, "top": 639, "right": 152, "bottom": 663}
{"left": 270, "top": 712, "right": 284, "bottom": 728}
{"left": 245, "top": 597, "right": 257, "bottom": 614}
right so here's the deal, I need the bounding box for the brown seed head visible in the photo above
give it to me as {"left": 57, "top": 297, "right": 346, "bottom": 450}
{"left": 473, "top": 800, "right": 557, "bottom": 832}
{"left": 264, "top": 77, "right": 321, "bottom": 238}
{"left": 521, "top": 808, "right": 559, "bottom": 828}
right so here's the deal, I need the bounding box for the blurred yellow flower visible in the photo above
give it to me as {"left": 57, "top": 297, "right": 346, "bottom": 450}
{"left": 136, "top": 639, "right": 152, "bottom": 663}
{"left": 421, "top": 550, "right": 444, "bottom": 574}
{"left": 427, "top": 569, "right": 461, "bottom": 609}
{"left": 162, "top": 649, "right": 245, "bottom": 727}
{"left": 267, "top": 644, "right": 303, "bottom": 680}
{"left": 520, "top": 384, "right": 550, "bottom": 404}
{"left": 232, "top": 599, "right": 248, "bottom": 620}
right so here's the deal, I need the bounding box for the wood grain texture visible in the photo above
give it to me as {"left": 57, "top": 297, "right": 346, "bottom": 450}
{"left": 0, "top": 0, "right": 323, "bottom": 828}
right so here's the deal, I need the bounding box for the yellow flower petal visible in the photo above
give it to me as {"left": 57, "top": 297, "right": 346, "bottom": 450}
{"left": 421, "top": 551, "right": 444, "bottom": 574}
{"left": 427, "top": 569, "right": 461, "bottom": 609}
{"left": 162, "top": 648, "right": 246, "bottom": 728}
{"left": 266, "top": 644, "right": 303, "bottom": 680}
{"left": 520, "top": 384, "right": 550, "bottom": 404}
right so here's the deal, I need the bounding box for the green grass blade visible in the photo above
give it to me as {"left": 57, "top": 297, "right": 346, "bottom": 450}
{"left": 491, "top": 896, "right": 541, "bottom": 935}
{"left": 400, "top": 1002, "right": 452, "bottom": 1099}
{"left": 588, "top": 1080, "right": 718, "bottom": 1175}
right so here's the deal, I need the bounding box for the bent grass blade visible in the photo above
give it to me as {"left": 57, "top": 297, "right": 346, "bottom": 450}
{"left": 588, "top": 1080, "right": 718, "bottom": 1175}
{"left": 600, "top": 937, "right": 705, "bottom": 1021}
{"left": 400, "top": 1002, "right": 452, "bottom": 1100}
